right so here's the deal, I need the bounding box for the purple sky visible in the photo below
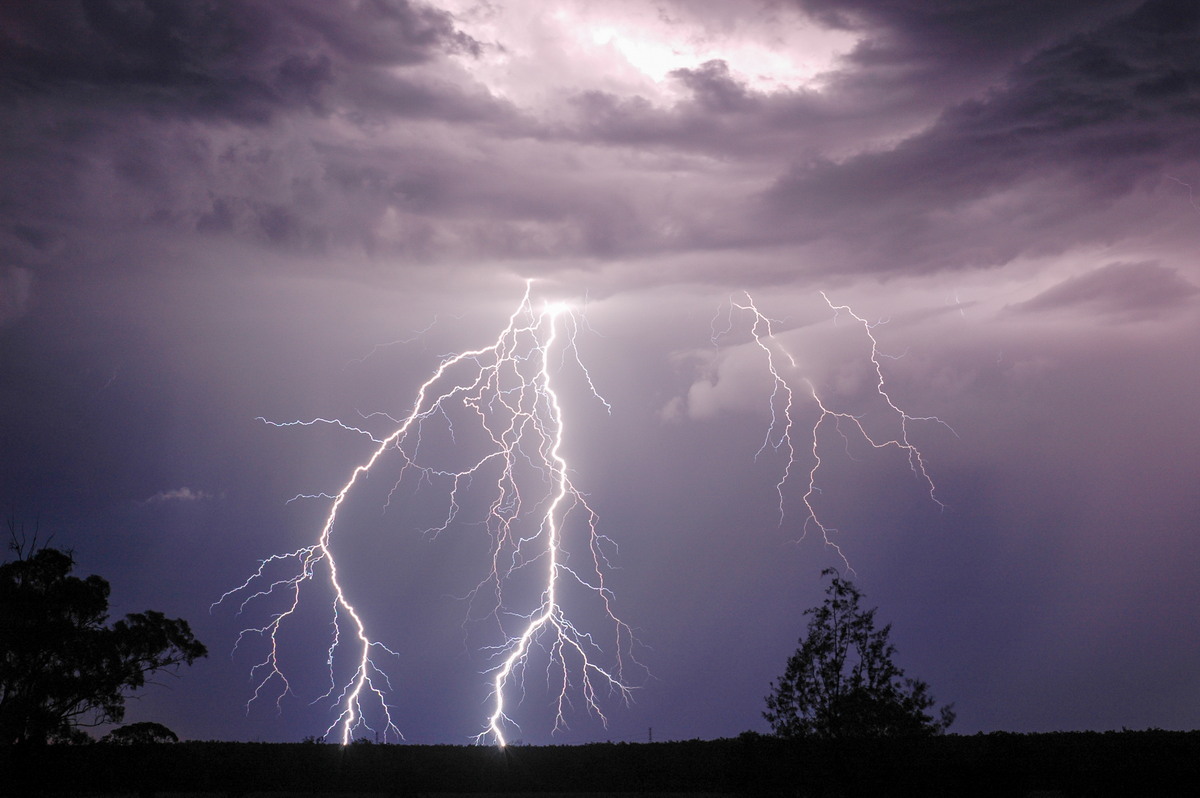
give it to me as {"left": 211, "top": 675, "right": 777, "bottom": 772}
{"left": 3, "top": 0, "right": 1199, "bottom": 744}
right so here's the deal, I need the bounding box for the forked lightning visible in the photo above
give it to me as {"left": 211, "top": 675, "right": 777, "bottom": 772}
{"left": 216, "top": 282, "right": 637, "bottom": 746}
{"left": 715, "top": 292, "right": 951, "bottom": 562}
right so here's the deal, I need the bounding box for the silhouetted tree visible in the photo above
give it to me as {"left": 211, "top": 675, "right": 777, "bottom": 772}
{"left": 0, "top": 536, "right": 207, "bottom": 744}
{"left": 100, "top": 721, "right": 179, "bottom": 744}
{"left": 764, "top": 569, "right": 954, "bottom": 739}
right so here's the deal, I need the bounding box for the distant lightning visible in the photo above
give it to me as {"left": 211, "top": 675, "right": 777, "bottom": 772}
{"left": 216, "top": 282, "right": 638, "bottom": 746}
{"left": 346, "top": 314, "right": 461, "bottom": 366}
{"left": 1165, "top": 174, "right": 1200, "bottom": 216}
{"left": 715, "top": 292, "right": 952, "bottom": 563}
{"left": 711, "top": 297, "right": 798, "bottom": 524}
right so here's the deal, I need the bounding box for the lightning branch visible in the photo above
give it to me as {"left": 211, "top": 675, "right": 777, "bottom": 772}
{"left": 216, "top": 282, "right": 639, "bottom": 746}
{"left": 714, "top": 292, "right": 952, "bottom": 564}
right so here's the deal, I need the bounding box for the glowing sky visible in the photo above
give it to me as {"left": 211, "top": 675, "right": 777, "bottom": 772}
{"left": 2, "top": 0, "right": 1199, "bottom": 744}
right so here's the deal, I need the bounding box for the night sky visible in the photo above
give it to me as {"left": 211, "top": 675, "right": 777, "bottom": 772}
{"left": 2, "top": 0, "right": 1199, "bottom": 745}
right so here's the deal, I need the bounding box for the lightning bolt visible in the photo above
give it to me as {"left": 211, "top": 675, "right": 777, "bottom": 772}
{"left": 215, "top": 282, "right": 638, "bottom": 746}
{"left": 714, "top": 292, "right": 952, "bottom": 564}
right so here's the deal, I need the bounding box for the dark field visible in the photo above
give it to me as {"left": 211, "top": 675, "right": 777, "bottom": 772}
{"left": 4, "top": 731, "right": 1198, "bottom": 797}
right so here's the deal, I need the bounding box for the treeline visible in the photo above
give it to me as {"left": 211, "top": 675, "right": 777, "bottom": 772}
{"left": 5, "top": 730, "right": 1199, "bottom": 796}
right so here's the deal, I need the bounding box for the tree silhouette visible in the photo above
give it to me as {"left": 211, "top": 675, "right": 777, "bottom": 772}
{"left": 0, "top": 537, "right": 207, "bottom": 744}
{"left": 764, "top": 568, "right": 954, "bottom": 739}
{"left": 100, "top": 720, "right": 179, "bottom": 744}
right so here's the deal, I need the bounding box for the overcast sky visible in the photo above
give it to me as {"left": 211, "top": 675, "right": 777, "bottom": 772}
{"left": 3, "top": 0, "right": 1199, "bottom": 745}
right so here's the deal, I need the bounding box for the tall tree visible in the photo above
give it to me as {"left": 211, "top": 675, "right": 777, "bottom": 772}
{"left": 764, "top": 569, "right": 954, "bottom": 739}
{"left": 0, "top": 541, "right": 207, "bottom": 744}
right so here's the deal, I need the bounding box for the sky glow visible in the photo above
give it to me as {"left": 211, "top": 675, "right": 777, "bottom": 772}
{"left": 441, "top": 0, "right": 853, "bottom": 104}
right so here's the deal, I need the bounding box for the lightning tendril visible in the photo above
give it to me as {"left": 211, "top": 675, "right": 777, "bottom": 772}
{"left": 215, "top": 282, "right": 639, "bottom": 746}
{"left": 715, "top": 292, "right": 953, "bottom": 564}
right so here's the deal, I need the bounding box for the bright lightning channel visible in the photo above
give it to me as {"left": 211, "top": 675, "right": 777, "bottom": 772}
{"left": 215, "top": 282, "right": 638, "bottom": 746}
{"left": 715, "top": 292, "right": 953, "bottom": 562}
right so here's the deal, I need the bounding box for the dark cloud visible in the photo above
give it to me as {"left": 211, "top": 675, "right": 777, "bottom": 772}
{"left": 1009, "top": 261, "right": 1199, "bottom": 318}
{"left": 670, "top": 60, "right": 756, "bottom": 114}
{"left": 0, "top": 1, "right": 542, "bottom": 280}
{"left": 759, "top": 0, "right": 1200, "bottom": 273}
{"left": 552, "top": 0, "right": 1139, "bottom": 165}
{"left": 793, "top": 0, "right": 1141, "bottom": 106}
{"left": 533, "top": 1, "right": 1200, "bottom": 278}
{"left": 5, "top": 0, "right": 1199, "bottom": 280}
{"left": 281, "top": 0, "right": 479, "bottom": 66}
{"left": 2, "top": 1, "right": 311, "bottom": 124}
{"left": 557, "top": 0, "right": 1165, "bottom": 153}
{"left": 0, "top": 0, "right": 473, "bottom": 122}
{"left": 562, "top": 63, "right": 841, "bottom": 160}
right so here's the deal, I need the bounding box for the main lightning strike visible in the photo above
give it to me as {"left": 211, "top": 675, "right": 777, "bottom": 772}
{"left": 216, "top": 283, "right": 637, "bottom": 746}
{"left": 715, "top": 292, "right": 951, "bottom": 562}
{"left": 475, "top": 305, "right": 633, "bottom": 746}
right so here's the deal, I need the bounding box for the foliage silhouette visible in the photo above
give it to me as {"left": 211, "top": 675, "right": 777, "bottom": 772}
{"left": 764, "top": 568, "right": 954, "bottom": 738}
{"left": 100, "top": 721, "right": 180, "bottom": 744}
{"left": 0, "top": 533, "right": 206, "bottom": 745}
